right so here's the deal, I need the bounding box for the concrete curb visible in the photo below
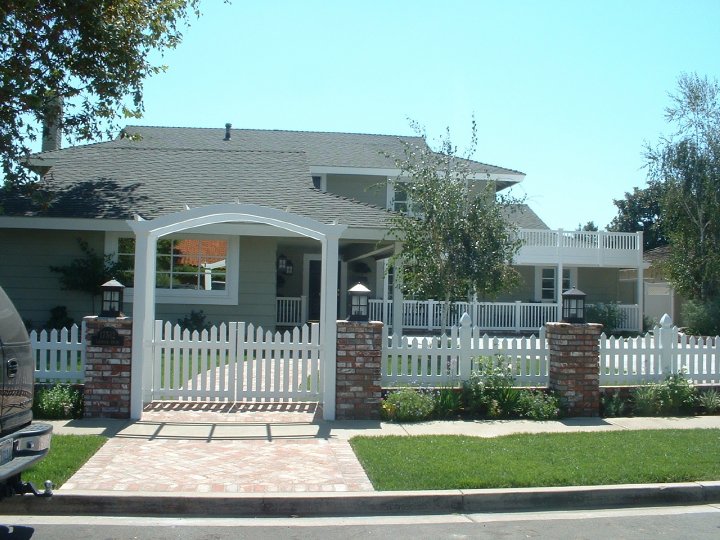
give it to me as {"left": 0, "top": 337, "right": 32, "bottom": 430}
{"left": 3, "top": 482, "right": 720, "bottom": 517}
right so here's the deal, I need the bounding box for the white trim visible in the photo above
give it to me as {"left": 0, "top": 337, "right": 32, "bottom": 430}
{"left": 0, "top": 216, "right": 133, "bottom": 231}
{"left": 311, "top": 166, "right": 401, "bottom": 177}
{"left": 534, "top": 266, "right": 577, "bottom": 302}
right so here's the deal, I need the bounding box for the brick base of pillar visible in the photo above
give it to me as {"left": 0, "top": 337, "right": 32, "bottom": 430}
{"left": 546, "top": 322, "right": 603, "bottom": 417}
{"left": 83, "top": 316, "right": 132, "bottom": 419}
{"left": 336, "top": 321, "right": 383, "bottom": 420}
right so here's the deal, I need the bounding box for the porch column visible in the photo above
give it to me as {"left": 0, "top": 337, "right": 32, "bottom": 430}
{"left": 555, "top": 261, "right": 564, "bottom": 321}
{"left": 392, "top": 242, "right": 404, "bottom": 335}
{"left": 129, "top": 228, "right": 157, "bottom": 420}
{"left": 321, "top": 232, "right": 341, "bottom": 421}
{"left": 636, "top": 231, "right": 644, "bottom": 332}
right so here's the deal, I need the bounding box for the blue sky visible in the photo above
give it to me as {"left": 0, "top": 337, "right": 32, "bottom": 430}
{"left": 131, "top": 0, "right": 720, "bottom": 229}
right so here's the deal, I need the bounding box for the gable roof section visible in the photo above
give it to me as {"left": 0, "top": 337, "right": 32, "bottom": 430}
{"left": 8, "top": 146, "right": 393, "bottom": 228}
{"left": 31, "top": 125, "right": 525, "bottom": 177}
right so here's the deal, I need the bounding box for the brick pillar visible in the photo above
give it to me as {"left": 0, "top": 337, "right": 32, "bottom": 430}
{"left": 546, "top": 322, "right": 603, "bottom": 417}
{"left": 83, "top": 316, "right": 132, "bottom": 419}
{"left": 335, "top": 321, "right": 383, "bottom": 420}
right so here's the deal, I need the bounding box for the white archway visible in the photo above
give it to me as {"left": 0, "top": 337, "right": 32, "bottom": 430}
{"left": 126, "top": 203, "right": 347, "bottom": 420}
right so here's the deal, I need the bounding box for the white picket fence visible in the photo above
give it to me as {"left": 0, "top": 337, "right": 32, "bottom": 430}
{"left": 30, "top": 323, "right": 86, "bottom": 382}
{"left": 382, "top": 314, "right": 548, "bottom": 387}
{"left": 382, "top": 313, "right": 720, "bottom": 387}
{"left": 151, "top": 321, "right": 321, "bottom": 402}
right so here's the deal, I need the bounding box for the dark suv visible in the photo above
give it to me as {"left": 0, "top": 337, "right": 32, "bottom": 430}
{"left": 0, "top": 286, "right": 52, "bottom": 497}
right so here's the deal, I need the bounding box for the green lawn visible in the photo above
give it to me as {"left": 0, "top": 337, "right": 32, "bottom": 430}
{"left": 23, "top": 435, "right": 107, "bottom": 488}
{"left": 350, "top": 430, "right": 720, "bottom": 491}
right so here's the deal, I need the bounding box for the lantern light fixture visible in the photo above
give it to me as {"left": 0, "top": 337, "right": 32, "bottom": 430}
{"left": 561, "top": 287, "right": 586, "bottom": 324}
{"left": 100, "top": 279, "right": 125, "bottom": 318}
{"left": 347, "top": 282, "right": 371, "bottom": 322}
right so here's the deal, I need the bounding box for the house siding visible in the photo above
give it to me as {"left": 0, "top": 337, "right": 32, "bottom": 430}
{"left": 326, "top": 174, "right": 387, "bottom": 208}
{"left": 0, "top": 229, "right": 104, "bottom": 326}
{"left": 578, "top": 268, "right": 635, "bottom": 304}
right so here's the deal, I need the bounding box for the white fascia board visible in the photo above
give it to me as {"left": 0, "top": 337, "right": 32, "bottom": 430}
{"left": 0, "top": 215, "right": 392, "bottom": 241}
{"left": 0, "top": 216, "right": 131, "bottom": 231}
{"left": 310, "top": 166, "right": 401, "bottom": 177}
{"left": 341, "top": 227, "right": 391, "bottom": 241}
{"left": 24, "top": 155, "right": 59, "bottom": 168}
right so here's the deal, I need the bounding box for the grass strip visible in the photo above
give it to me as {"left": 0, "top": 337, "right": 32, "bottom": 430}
{"left": 23, "top": 435, "right": 107, "bottom": 488}
{"left": 350, "top": 429, "right": 720, "bottom": 491}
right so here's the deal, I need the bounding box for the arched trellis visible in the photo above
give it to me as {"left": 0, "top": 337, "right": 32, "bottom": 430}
{"left": 126, "top": 203, "right": 347, "bottom": 420}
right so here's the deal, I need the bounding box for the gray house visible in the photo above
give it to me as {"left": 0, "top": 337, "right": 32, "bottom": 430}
{"left": 0, "top": 125, "right": 644, "bottom": 333}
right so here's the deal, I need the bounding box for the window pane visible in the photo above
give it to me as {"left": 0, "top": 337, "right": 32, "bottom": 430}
{"left": 156, "top": 273, "right": 172, "bottom": 289}
{"left": 211, "top": 273, "right": 226, "bottom": 290}
{"left": 175, "top": 273, "right": 199, "bottom": 289}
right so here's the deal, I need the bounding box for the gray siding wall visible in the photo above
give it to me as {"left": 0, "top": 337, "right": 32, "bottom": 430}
{"left": 495, "top": 266, "right": 534, "bottom": 302}
{"left": 326, "top": 174, "right": 387, "bottom": 208}
{"left": 578, "top": 268, "right": 635, "bottom": 304}
{"left": 0, "top": 229, "right": 105, "bottom": 327}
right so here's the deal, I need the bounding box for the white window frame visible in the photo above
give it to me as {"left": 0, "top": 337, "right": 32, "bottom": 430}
{"left": 534, "top": 267, "right": 577, "bottom": 303}
{"left": 105, "top": 232, "right": 240, "bottom": 305}
{"left": 386, "top": 178, "right": 415, "bottom": 214}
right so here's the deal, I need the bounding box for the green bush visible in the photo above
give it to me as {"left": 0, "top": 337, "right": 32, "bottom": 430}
{"left": 698, "top": 389, "right": 720, "bottom": 414}
{"left": 33, "top": 384, "right": 83, "bottom": 419}
{"left": 682, "top": 299, "right": 720, "bottom": 336}
{"left": 662, "top": 372, "right": 697, "bottom": 415}
{"left": 462, "top": 356, "right": 518, "bottom": 417}
{"left": 631, "top": 372, "right": 697, "bottom": 416}
{"left": 516, "top": 390, "right": 560, "bottom": 420}
{"left": 382, "top": 387, "right": 435, "bottom": 422}
{"left": 177, "top": 310, "right": 213, "bottom": 333}
{"left": 601, "top": 391, "right": 628, "bottom": 417}
{"left": 432, "top": 387, "right": 462, "bottom": 419}
{"left": 632, "top": 384, "right": 663, "bottom": 416}
{"left": 586, "top": 303, "right": 626, "bottom": 332}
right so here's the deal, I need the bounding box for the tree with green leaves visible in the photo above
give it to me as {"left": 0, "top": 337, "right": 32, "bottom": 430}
{"left": 0, "top": 1, "right": 211, "bottom": 188}
{"left": 607, "top": 184, "right": 668, "bottom": 251}
{"left": 577, "top": 221, "right": 598, "bottom": 232}
{"left": 646, "top": 73, "right": 720, "bottom": 303}
{"left": 386, "top": 123, "right": 523, "bottom": 331}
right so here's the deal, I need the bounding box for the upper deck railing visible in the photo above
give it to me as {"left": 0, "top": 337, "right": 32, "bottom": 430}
{"left": 515, "top": 229, "right": 642, "bottom": 266}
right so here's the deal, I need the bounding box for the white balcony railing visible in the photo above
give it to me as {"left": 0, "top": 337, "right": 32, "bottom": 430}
{"left": 515, "top": 229, "right": 642, "bottom": 266}
{"left": 369, "top": 299, "right": 641, "bottom": 333}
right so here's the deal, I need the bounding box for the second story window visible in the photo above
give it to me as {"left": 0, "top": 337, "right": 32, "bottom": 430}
{"left": 312, "top": 175, "right": 321, "bottom": 189}
{"left": 392, "top": 183, "right": 409, "bottom": 213}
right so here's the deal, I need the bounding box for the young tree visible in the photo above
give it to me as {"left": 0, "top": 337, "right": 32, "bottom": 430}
{"left": 577, "top": 221, "right": 598, "bottom": 232}
{"left": 607, "top": 184, "right": 668, "bottom": 251}
{"left": 646, "top": 73, "right": 720, "bottom": 302}
{"left": 0, "top": 1, "right": 212, "bottom": 188}
{"left": 386, "top": 123, "right": 523, "bottom": 331}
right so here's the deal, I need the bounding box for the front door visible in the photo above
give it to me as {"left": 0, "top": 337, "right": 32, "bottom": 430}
{"left": 307, "top": 259, "right": 341, "bottom": 322}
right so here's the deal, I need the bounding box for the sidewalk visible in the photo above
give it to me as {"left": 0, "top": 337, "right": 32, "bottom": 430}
{"left": 4, "top": 407, "right": 720, "bottom": 517}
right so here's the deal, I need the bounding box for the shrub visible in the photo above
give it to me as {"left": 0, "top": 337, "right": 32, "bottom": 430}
{"left": 432, "top": 387, "right": 462, "bottom": 419}
{"left": 662, "top": 372, "right": 696, "bottom": 415}
{"left": 586, "top": 303, "right": 626, "bottom": 332}
{"left": 632, "top": 384, "right": 663, "bottom": 416}
{"left": 631, "top": 372, "right": 697, "bottom": 416}
{"left": 462, "top": 356, "right": 518, "bottom": 417}
{"left": 382, "top": 387, "right": 435, "bottom": 422}
{"left": 516, "top": 390, "right": 560, "bottom": 420}
{"left": 698, "top": 389, "right": 720, "bottom": 414}
{"left": 601, "top": 391, "right": 627, "bottom": 417}
{"left": 44, "top": 306, "right": 74, "bottom": 331}
{"left": 682, "top": 299, "right": 720, "bottom": 336}
{"left": 33, "top": 384, "right": 83, "bottom": 419}
{"left": 177, "top": 310, "right": 212, "bottom": 333}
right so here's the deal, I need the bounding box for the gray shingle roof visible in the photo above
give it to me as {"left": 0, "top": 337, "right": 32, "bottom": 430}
{"left": 37, "top": 125, "right": 525, "bottom": 176}
{"left": 17, "top": 147, "right": 394, "bottom": 227}
{"left": 9, "top": 125, "right": 535, "bottom": 229}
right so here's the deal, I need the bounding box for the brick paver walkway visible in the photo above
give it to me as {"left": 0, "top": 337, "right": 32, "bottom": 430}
{"left": 60, "top": 402, "right": 373, "bottom": 494}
